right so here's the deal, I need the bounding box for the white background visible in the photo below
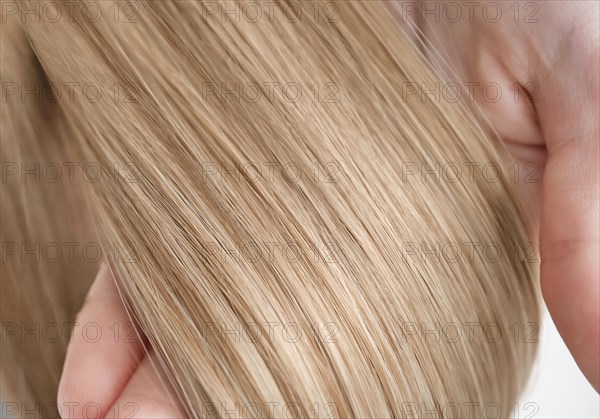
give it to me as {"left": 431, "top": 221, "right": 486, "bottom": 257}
{"left": 518, "top": 306, "right": 599, "bottom": 418}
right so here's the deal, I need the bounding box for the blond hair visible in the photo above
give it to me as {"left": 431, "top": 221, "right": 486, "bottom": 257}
{"left": 1, "top": 1, "right": 539, "bottom": 417}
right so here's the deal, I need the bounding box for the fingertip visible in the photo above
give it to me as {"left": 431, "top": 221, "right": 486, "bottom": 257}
{"left": 107, "top": 353, "right": 187, "bottom": 419}
{"left": 57, "top": 263, "right": 145, "bottom": 418}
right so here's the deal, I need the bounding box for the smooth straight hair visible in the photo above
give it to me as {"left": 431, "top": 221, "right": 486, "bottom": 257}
{"left": 1, "top": 1, "right": 539, "bottom": 418}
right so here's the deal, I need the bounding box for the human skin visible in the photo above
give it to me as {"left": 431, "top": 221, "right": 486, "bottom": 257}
{"left": 403, "top": 0, "right": 599, "bottom": 392}
{"left": 57, "top": 1, "right": 599, "bottom": 417}
{"left": 57, "top": 263, "right": 186, "bottom": 418}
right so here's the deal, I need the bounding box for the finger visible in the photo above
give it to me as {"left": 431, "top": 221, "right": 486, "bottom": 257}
{"left": 58, "top": 262, "right": 145, "bottom": 418}
{"left": 106, "top": 351, "right": 187, "bottom": 419}
{"left": 536, "top": 33, "right": 600, "bottom": 391}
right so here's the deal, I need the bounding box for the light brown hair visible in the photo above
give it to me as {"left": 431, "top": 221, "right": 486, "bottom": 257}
{"left": 1, "top": 1, "right": 539, "bottom": 417}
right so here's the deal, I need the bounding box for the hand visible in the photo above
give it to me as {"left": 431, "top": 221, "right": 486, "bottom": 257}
{"left": 397, "top": 0, "right": 599, "bottom": 391}
{"left": 57, "top": 263, "right": 185, "bottom": 418}
{"left": 57, "top": 6, "right": 599, "bottom": 418}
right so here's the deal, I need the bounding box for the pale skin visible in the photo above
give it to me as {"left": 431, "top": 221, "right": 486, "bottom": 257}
{"left": 58, "top": 1, "right": 599, "bottom": 417}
